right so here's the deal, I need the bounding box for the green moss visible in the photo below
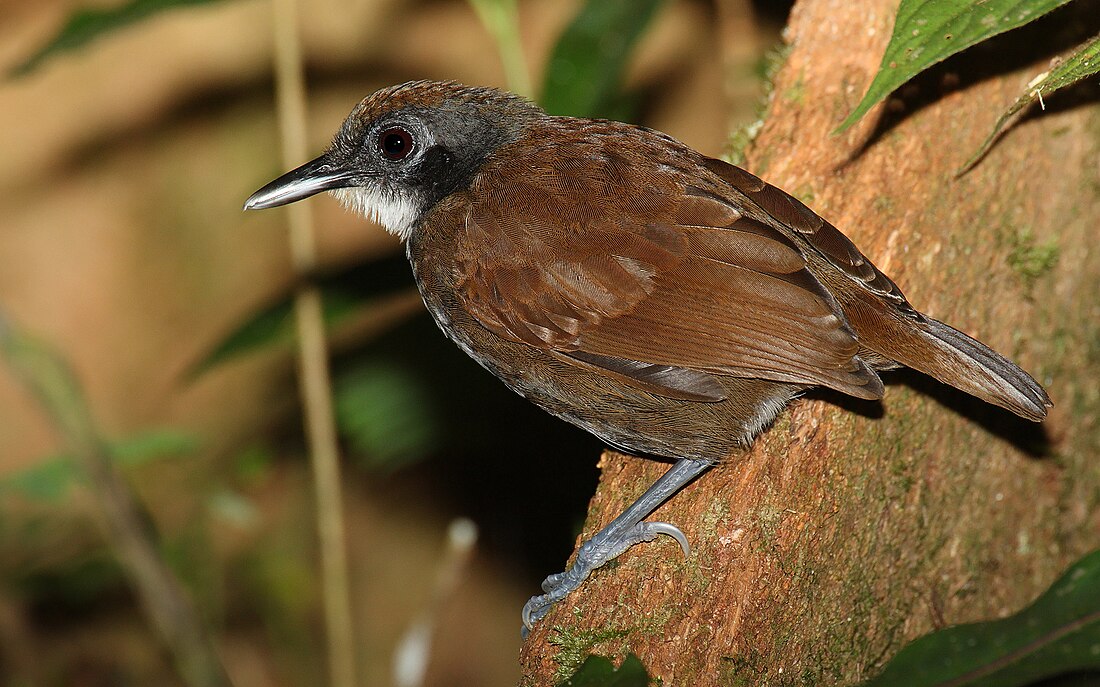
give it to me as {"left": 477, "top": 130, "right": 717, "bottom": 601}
{"left": 782, "top": 73, "right": 806, "bottom": 105}
{"left": 754, "top": 502, "right": 784, "bottom": 551}
{"left": 697, "top": 497, "right": 730, "bottom": 572}
{"left": 633, "top": 598, "right": 678, "bottom": 638}
{"left": 549, "top": 624, "right": 632, "bottom": 683}
{"left": 725, "top": 42, "right": 792, "bottom": 166}
{"left": 758, "top": 42, "right": 793, "bottom": 83}
{"left": 793, "top": 184, "right": 817, "bottom": 208}
{"left": 726, "top": 120, "right": 762, "bottom": 167}
{"left": 1004, "top": 227, "right": 1059, "bottom": 296}
{"left": 719, "top": 651, "right": 764, "bottom": 686}
{"left": 872, "top": 195, "right": 895, "bottom": 214}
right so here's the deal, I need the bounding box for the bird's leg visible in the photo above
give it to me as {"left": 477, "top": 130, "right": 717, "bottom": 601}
{"left": 522, "top": 457, "right": 712, "bottom": 631}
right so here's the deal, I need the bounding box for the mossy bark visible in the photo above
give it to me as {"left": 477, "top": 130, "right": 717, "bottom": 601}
{"left": 519, "top": 0, "right": 1100, "bottom": 684}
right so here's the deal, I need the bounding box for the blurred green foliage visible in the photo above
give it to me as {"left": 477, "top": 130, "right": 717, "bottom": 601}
{"left": 467, "top": 0, "right": 533, "bottom": 96}
{"left": 16, "top": 554, "right": 127, "bottom": 609}
{"left": 10, "top": 0, "right": 227, "bottom": 77}
{"left": 192, "top": 253, "right": 414, "bottom": 376}
{"left": 0, "top": 429, "right": 198, "bottom": 502}
{"left": 194, "top": 291, "right": 392, "bottom": 379}
{"left": 540, "top": 0, "right": 664, "bottom": 119}
{"left": 334, "top": 358, "right": 440, "bottom": 471}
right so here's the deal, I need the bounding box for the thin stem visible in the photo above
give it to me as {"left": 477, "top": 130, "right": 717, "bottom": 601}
{"left": 468, "top": 0, "right": 533, "bottom": 97}
{"left": 269, "top": 1, "right": 357, "bottom": 686}
{"left": 0, "top": 315, "right": 230, "bottom": 687}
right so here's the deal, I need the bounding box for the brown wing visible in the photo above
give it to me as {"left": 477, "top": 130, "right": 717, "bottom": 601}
{"left": 454, "top": 128, "right": 884, "bottom": 402}
{"left": 700, "top": 157, "right": 914, "bottom": 310}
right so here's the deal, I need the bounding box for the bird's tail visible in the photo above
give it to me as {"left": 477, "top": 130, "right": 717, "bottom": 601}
{"left": 901, "top": 317, "right": 1050, "bottom": 421}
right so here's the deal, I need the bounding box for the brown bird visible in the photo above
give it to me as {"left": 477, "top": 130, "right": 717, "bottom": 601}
{"left": 245, "top": 80, "right": 1050, "bottom": 630}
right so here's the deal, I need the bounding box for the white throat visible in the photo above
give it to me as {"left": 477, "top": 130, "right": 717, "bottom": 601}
{"left": 330, "top": 186, "right": 420, "bottom": 242}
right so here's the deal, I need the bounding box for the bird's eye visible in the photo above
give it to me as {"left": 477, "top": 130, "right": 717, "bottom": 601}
{"left": 379, "top": 127, "right": 414, "bottom": 160}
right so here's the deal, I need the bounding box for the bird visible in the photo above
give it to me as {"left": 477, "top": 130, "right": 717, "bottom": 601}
{"left": 244, "top": 80, "right": 1051, "bottom": 631}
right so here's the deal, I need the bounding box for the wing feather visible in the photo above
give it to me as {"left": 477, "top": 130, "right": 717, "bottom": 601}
{"left": 454, "top": 127, "right": 885, "bottom": 401}
{"left": 701, "top": 157, "right": 911, "bottom": 307}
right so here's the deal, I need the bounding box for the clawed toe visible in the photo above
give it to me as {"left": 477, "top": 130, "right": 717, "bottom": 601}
{"left": 633, "top": 521, "right": 690, "bottom": 557}
{"left": 521, "top": 518, "right": 693, "bottom": 632}
{"left": 520, "top": 458, "right": 713, "bottom": 634}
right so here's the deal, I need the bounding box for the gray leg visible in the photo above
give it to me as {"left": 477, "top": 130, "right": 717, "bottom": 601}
{"left": 522, "top": 457, "right": 712, "bottom": 631}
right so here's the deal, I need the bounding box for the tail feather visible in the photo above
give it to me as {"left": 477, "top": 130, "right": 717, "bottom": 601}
{"left": 908, "top": 318, "right": 1050, "bottom": 421}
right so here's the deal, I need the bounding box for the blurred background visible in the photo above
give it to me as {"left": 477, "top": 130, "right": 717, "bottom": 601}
{"left": 0, "top": 0, "right": 788, "bottom": 684}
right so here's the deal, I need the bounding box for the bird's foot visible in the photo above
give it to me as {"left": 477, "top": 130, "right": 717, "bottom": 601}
{"left": 521, "top": 520, "right": 690, "bottom": 632}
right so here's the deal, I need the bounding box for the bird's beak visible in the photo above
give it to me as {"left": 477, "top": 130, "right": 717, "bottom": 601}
{"left": 243, "top": 154, "right": 357, "bottom": 210}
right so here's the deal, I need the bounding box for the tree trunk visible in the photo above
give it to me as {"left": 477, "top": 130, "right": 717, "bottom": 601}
{"left": 519, "top": 0, "right": 1100, "bottom": 683}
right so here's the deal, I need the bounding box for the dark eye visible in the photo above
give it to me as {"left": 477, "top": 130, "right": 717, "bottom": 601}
{"left": 379, "top": 127, "right": 414, "bottom": 160}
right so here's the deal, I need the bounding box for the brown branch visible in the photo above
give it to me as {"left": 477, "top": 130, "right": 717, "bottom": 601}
{"left": 520, "top": 0, "right": 1099, "bottom": 682}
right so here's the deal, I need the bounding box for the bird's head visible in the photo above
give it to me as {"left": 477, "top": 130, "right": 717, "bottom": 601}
{"left": 244, "top": 80, "right": 539, "bottom": 241}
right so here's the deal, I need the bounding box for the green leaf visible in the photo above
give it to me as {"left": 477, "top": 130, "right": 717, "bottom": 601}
{"left": 112, "top": 428, "right": 199, "bottom": 466}
{"left": 191, "top": 290, "right": 362, "bottom": 376}
{"left": 467, "top": 0, "right": 533, "bottom": 97}
{"left": 557, "top": 654, "right": 651, "bottom": 687}
{"left": 836, "top": 0, "right": 1074, "bottom": 132}
{"left": 960, "top": 32, "right": 1100, "bottom": 173}
{"left": 11, "top": 0, "right": 226, "bottom": 77}
{"left": 190, "top": 254, "right": 414, "bottom": 377}
{"left": 862, "top": 549, "right": 1100, "bottom": 687}
{"left": 17, "top": 555, "right": 127, "bottom": 607}
{"left": 4, "top": 458, "right": 75, "bottom": 502}
{"left": 333, "top": 360, "right": 439, "bottom": 471}
{"left": 232, "top": 443, "right": 275, "bottom": 484}
{"left": 0, "top": 429, "right": 197, "bottom": 502}
{"left": 540, "top": 0, "right": 664, "bottom": 118}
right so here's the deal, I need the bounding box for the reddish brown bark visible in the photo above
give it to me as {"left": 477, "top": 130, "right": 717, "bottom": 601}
{"left": 519, "top": 0, "right": 1100, "bottom": 683}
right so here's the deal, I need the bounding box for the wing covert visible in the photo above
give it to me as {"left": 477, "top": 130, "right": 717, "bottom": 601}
{"left": 453, "top": 128, "right": 884, "bottom": 401}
